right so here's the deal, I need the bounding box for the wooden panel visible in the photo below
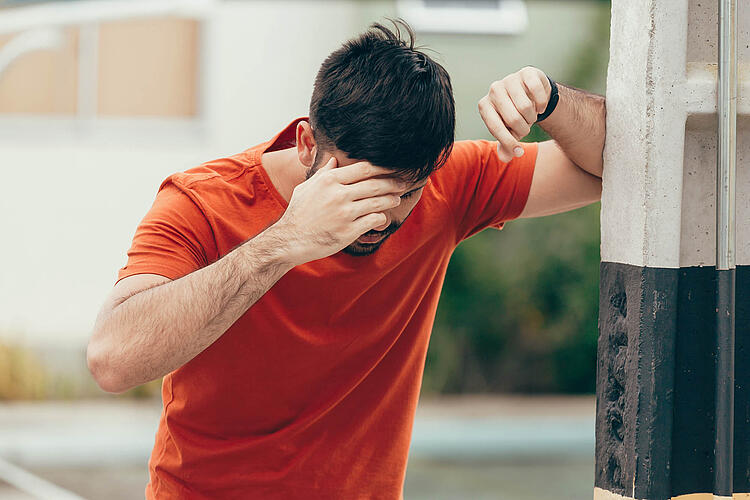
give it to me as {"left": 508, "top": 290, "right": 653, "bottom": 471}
{"left": 97, "top": 18, "right": 198, "bottom": 117}
{"left": 0, "top": 28, "right": 78, "bottom": 114}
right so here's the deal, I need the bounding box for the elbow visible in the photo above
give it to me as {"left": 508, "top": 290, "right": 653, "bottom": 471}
{"left": 86, "top": 336, "right": 131, "bottom": 394}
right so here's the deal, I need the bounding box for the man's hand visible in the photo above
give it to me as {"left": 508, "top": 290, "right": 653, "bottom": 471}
{"left": 274, "top": 158, "right": 405, "bottom": 265}
{"left": 477, "top": 66, "right": 606, "bottom": 219}
{"left": 478, "top": 66, "right": 551, "bottom": 162}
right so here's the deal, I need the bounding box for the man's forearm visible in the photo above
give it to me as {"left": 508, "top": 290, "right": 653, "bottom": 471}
{"left": 89, "top": 224, "right": 294, "bottom": 393}
{"left": 539, "top": 83, "right": 606, "bottom": 178}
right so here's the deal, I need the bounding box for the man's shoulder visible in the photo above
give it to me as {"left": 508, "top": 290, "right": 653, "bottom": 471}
{"left": 446, "top": 139, "right": 498, "bottom": 163}
{"left": 429, "top": 139, "right": 494, "bottom": 186}
{"left": 165, "top": 150, "right": 256, "bottom": 190}
{"left": 435, "top": 139, "right": 538, "bottom": 177}
{"left": 427, "top": 139, "right": 538, "bottom": 201}
{"left": 151, "top": 146, "right": 282, "bottom": 226}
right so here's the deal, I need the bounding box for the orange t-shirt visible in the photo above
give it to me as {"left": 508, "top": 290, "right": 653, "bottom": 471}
{"left": 118, "top": 118, "right": 538, "bottom": 499}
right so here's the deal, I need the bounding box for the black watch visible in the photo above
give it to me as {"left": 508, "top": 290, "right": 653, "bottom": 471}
{"left": 536, "top": 76, "right": 559, "bottom": 123}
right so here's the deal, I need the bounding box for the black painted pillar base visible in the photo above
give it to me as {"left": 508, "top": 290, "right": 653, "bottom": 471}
{"left": 595, "top": 262, "right": 750, "bottom": 499}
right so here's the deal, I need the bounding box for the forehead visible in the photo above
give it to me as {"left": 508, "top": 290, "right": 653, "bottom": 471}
{"left": 333, "top": 152, "right": 429, "bottom": 189}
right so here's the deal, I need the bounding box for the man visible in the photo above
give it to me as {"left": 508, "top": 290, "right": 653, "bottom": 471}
{"left": 87, "top": 21, "right": 604, "bottom": 499}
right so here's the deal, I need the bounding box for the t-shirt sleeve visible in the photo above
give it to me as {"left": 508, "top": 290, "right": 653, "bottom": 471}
{"left": 438, "top": 139, "right": 538, "bottom": 243}
{"left": 116, "top": 180, "right": 217, "bottom": 284}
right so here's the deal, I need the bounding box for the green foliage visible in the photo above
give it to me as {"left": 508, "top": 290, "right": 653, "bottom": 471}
{"left": 0, "top": 342, "right": 49, "bottom": 399}
{"left": 561, "top": 3, "right": 612, "bottom": 93}
{"left": 522, "top": 123, "right": 550, "bottom": 144}
{"left": 122, "top": 379, "right": 163, "bottom": 399}
{"left": 422, "top": 1, "right": 611, "bottom": 395}
{"left": 0, "top": 338, "right": 161, "bottom": 400}
{"left": 424, "top": 204, "right": 601, "bottom": 394}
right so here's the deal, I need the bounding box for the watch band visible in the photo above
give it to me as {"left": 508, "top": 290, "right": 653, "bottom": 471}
{"left": 536, "top": 76, "right": 559, "bottom": 123}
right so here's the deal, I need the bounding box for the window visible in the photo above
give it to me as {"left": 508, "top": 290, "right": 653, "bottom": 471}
{"left": 0, "top": 0, "right": 214, "bottom": 143}
{"left": 396, "top": 0, "right": 528, "bottom": 35}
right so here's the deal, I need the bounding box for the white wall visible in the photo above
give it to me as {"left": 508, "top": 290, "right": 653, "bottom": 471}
{"left": 0, "top": 0, "right": 608, "bottom": 347}
{"left": 0, "top": 1, "right": 364, "bottom": 345}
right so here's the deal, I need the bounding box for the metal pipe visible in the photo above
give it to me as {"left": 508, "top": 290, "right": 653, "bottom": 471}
{"left": 714, "top": 0, "right": 737, "bottom": 497}
{"left": 717, "top": 0, "right": 737, "bottom": 272}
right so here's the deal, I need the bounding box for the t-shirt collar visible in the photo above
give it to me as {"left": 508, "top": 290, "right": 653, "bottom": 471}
{"left": 264, "top": 116, "right": 308, "bottom": 154}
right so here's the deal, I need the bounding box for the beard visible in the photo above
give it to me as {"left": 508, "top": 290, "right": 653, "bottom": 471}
{"left": 304, "top": 151, "right": 325, "bottom": 181}
{"left": 341, "top": 222, "right": 401, "bottom": 256}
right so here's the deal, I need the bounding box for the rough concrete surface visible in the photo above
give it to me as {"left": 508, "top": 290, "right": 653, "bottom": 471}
{"left": 601, "top": 0, "right": 749, "bottom": 269}
{"left": 599, "top": 0, "right": 749, "bottom": 498}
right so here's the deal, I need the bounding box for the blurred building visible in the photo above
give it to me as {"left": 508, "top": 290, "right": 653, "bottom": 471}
{"left": 0, "top": 0, "right": 607, "bottom": 356}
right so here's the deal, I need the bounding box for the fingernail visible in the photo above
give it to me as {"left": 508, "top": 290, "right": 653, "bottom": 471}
{"left": 513, "top": 146, "right": 524, "bottom": 157}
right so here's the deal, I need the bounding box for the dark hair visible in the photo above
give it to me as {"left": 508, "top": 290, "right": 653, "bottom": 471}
{"left": 309, "top": 19, "right": 455, "bottom": 183}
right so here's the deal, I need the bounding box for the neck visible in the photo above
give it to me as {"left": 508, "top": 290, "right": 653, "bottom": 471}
{"left": 261, "top": 148, "right": 308, "bottom": 203}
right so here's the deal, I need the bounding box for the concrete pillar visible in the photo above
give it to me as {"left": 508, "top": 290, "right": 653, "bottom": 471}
{"left": 596, "top": 0, "right": 749, "bottom": 499}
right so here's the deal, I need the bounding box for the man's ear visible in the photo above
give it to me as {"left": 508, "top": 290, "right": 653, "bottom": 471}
{"left": 296, "top": 121, "right": 317, "bottom": 168}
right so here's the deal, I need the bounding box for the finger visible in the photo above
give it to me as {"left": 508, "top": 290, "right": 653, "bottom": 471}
{"left": 353, "top": 212, "right": 388, "bottom": 235}
{"left": 345, "top": 177, "right": 406, "bottom": 201}
{"left": 506, "top": 79, "right": 537, "bottom": 127}
{"left": 330, "top": 161, "right": 396, "bottom": 185}
{"left": 478, "top": 97, "right": 513, "bottom": 144}
{"left": 348, "top": 194, "right": 401, "bottom": 220}
{"left": 523, "top": 73, "right": 550, "bottom": 114}
{"left": 308, "top": 156, "right": 337, "bottom": 180}
{"left": 489, "top": 84, "right": 529, "bottom": 141}
{"left": 321, "top": 156, "right": 337, "bottom": 170}
{"left": 478, "top": 97, "right": 518, "bottom": 162}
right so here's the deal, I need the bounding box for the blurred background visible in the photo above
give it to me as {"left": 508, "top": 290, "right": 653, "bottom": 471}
{"left": 0, "top": 0, "right": 609, "bottom": 498}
